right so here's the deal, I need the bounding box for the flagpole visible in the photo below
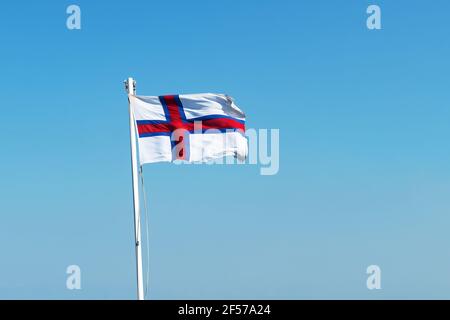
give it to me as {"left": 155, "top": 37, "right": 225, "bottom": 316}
{"left": 125, "top": 77, "right": 145, "bottom": 300}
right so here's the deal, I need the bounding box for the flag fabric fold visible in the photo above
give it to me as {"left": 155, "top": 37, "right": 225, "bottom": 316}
{"left": 129, "top": 93, "right": 248, "bottom": 165}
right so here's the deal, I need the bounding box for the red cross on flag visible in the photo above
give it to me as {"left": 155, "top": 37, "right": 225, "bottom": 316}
{"left": 129, "top": 93, "right": 248, "bottom": 164}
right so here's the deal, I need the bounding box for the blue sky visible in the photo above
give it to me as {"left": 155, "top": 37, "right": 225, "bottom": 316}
{"left": 1, "top": 0, "right": 450, "bottom": 299}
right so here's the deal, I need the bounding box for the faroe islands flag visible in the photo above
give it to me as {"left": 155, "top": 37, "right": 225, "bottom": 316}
{"left": 129, "top": 93, "right": 248, "bottom": 165}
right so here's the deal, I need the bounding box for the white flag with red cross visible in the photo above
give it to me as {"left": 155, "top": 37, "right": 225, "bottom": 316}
{"left": 129, "top": 93, "right": 248, "bottom": 164}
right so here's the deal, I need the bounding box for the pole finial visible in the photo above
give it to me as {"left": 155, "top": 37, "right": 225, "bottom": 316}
{"left": 125, "top": 77, "right": 136, "bottom": 95}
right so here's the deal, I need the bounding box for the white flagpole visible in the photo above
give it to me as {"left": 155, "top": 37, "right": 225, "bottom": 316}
{"left": 125, "top": 77, "right": 145, "bottom": 300}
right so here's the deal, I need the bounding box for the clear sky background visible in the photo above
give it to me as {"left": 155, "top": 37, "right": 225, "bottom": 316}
{"left": 1, "top": 0, "right": 450, "bottom": 299}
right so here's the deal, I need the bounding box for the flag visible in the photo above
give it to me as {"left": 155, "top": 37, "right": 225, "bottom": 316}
{"left": 129, "top": 93, "right": 248, "bottom": 164}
